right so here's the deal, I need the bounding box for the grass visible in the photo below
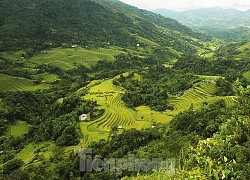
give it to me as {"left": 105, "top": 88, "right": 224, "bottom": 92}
{"left": 0, "top": 51, "right": 25, "bottom": 61}
{"left": 6, "top": 121, "right": 30, "bottom": 137}
{"left": 194, "top": 81, "right": 217, "bottom": 95}
{"left": 16, "top": 142, "right": 55, "bottom": 164}
{"left": 196, "top": 75, "right": 222, "bottom": 79}
{"left": 136, "top": 106, "right": 172, "bottom": 124}
{"left": 234, "top": 41, "right": 250, "bottom": 61}
{"left": 16, "top": 144, "right": 37, "bottom": 164}
{"left": 31, "top": 73, "right": 60, "bottom": 83}
{"left": 0, "top": 74, "right": 51, "bottom": 92}
{"left": 243, "top": 71, "right": 250, "bottom": 82}
{"left": 29, "top": 47, "right": 126, "bottom": 70}
{"left": 131, "top": 34, "right": 158, "bottom": 46}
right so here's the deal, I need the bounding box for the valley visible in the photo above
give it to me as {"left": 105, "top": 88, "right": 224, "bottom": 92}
{"left": 0, "top": 0, "right": 250, "bottom": 179}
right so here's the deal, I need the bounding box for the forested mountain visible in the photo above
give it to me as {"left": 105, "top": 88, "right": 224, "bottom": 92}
{"left": 216, "top": 40, "right": 250, "bottom": 61}
{"left": 0, "top": 1, "right": 250, "bottom": 180}
{"left": 0, "top": 0, "right": 209, "bottom": 52}
{"left": 153, "top": 7, "right": 250, "bottom": 42}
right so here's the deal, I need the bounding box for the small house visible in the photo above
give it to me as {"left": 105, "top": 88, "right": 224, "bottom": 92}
{"left": 79, "top": 114, "right": 87, "bottom": 121}
{"left": 117, "top": 126, "right": 123, "bottom": 129}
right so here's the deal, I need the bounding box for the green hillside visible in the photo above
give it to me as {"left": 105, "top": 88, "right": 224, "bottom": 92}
{"left": 0, "top": 74, "right": 50, "bottom": 92}
{"left": 29, "top": 47, "right": 126, "bottom": 70}
{"left": 215, "top": 40, "right": 250, "bottom": 61}
{"left": 154, "top": 8, "right": 250, "bottom": 42}
{"left": 5, "top": 121, "right": 30, "bottom": 138}
{"left": 0, "top": 0, "right": 211, "bottom": 54}
{"left": 0, "top": 0, "right": 250, "bottom": 180}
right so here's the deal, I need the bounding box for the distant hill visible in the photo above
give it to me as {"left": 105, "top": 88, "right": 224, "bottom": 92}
{"left": 153, "top": 7, "right": 250, "bottom": 42}
{"left": 215, "top": 40, "right": 250, "bottom": 62}
{"left": 0, "top": 0, "right": 208, "bottom": 52}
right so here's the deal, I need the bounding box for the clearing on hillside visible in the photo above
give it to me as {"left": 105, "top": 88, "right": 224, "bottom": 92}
{"left": 0, "top": 74, "right": 50, "bottom": 92}
{"left": 31, "top": 73, "right": 60, "bottom": 83}
{"left": 78, "top": 74, "right": 236, "bottom": 147}
{"left": 79, "top": 75, "right": 152, "bottom": 147}
{"left": 28, "top": 47, "right": 126, "bottom": 70}
{"left": 6, "top": 121, "right": 30, "bottom": 137}
{"left": 15, "top": 142, "right": 55, "bottom": 164}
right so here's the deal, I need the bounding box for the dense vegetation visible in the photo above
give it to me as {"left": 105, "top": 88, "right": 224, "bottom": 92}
{"left": 2, "top": 86, "right": 248, "bottom": 179}
{"left": 154, "top": 7, "right": 250, "bottom": 42}
{"left": 114, "top": 68, "right": 199, "bottom": 111}
{"left": 0, "top": 0, "right": 250, "bottom": 179}
{"left": 0, "top": 0, "right": 210, "bottom": 52}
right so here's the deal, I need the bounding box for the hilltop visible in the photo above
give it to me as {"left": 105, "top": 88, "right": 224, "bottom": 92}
{"left": 0, "top": 0, "right": 209, "bottom": 52}
{"left": 153, "top": 7, "right": 250, "bottom": 42}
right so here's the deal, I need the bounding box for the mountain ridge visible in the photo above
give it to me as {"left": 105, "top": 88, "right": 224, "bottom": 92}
{"left": 0, "top": 0, "right": 208, "bottom": 52}
{"left": 153, "top": 7, "right": 250, "bottom": 42}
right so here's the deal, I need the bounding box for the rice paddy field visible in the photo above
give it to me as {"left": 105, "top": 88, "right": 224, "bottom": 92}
{"left": 15, "top": 142, "right": 55, "bottom": 164}
{"left": 5, "top": 120, "right": 30, "bottom": 138}
{"left": 79, "top": 75, "right": 151, "bottom": 147}
{"left": 168, "top": 87, "right": 235, "bottom": 116}
{"left": 79, "top": 75, "right": 236, "bottom": 147}
{"left": 0, "top": 74, "right": 51, "bottom": 92}
{"left": 0, "top": 51, "right": 26, "bottom": 61}
{"left": 28, "top": 47, "right": 126, "bottom": 70}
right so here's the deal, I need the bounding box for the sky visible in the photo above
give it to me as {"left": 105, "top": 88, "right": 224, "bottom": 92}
{"left": 120, "top": 0, "right": 250, "bottom": 11}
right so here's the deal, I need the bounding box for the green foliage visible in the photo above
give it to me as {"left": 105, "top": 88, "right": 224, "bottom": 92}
{"left": 154, "top": 8, "right": 250, "bottom": 42}
{"left": 90, "top": 128, "right": 161, "bottom": 158}
{"left": 117, "top": 67, "right": 199, "bottom": 111}
{"left": 176, "top": 115, "right": 250, "bottom": 179}
{"left": 0, "top": 74, "right": 50, "bottom": 92}
{"left": 174, "top": 54, "right": 250, "bottom": 80}
{"left": 2, "top": 159, "right": 24, "bottom": 175}
{"left": 0, "top": 0, "right": 205, "bottom": 52}
{"left": 1, "top": 1, "right": 250, "bottom": 180}
{"left": 215, "top": 78, "right": 234, "bottom": 96}
{"left": 171, "top": 100, "right": 231, "bottom": 138}
{"left": 28, "top": 47, "right": 125, "bottom": 70}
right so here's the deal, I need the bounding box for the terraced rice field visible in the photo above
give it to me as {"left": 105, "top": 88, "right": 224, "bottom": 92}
{"left": 6, "top": 120, "right": 30, "bottom": 137}
{"left": 15, "top": 142, "right": 55, "bottom": 164}
{"left": 29, "top": 47, "right": 126, "bottom": 70}
{"left": 80, "top": 76, "right": 151, "bottom": 147}
{"left": 194, "top": 82, "right": 217, "bottom": 95}
{"left": 0, "top": 74, "right": 51, "bottom": 92}
{"left": 168, "top": 82, "right": 235, "bottom": 116}
{"left": 0, "top": 51, "right": 25, "bottom": 61}
{"left": 79, "top": 76, "right": 236, "bottom": 147}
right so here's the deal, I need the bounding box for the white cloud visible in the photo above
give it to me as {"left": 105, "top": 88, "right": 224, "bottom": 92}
{"left": 120, "top": 0, "right": 250, "bottom": 11}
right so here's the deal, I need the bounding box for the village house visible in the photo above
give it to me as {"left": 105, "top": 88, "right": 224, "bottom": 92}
{"left": 79, "top": 114, "right": 87, "bottom": 121}
{"left": 117, "top": 126, "right": 123, "bottom": 129}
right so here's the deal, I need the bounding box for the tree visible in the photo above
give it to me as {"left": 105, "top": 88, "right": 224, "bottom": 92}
{"left": 3, "top": 159, "right": 24, "bottom": 175}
